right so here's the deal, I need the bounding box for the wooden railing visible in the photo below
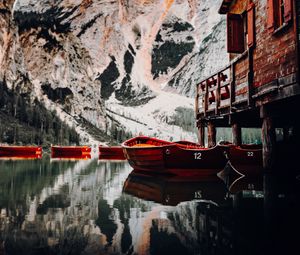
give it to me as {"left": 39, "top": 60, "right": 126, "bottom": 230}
{"left": 195, "top": 65, "right": 231, "bottom": 117}
{"left": 195, "top": 50, "right": 250, "bottom": 118}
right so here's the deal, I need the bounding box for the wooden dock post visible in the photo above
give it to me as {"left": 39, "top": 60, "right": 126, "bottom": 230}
{"left": 207, "top": 121, "right": 216, "bottom": 148}
{"left": 232, "top": 123, "right": 242, "bottom": 146}
{"left": 197, "top": 121, "right": 205, "bottom": 147}
{"left": 229, "top": 115, "right": 241, "bottom": 146}
{"left": 283, "top": 126, "right": 289, "bottom": 142}
{"left": 261, "top": 106, "right": 276, "bottom": 171}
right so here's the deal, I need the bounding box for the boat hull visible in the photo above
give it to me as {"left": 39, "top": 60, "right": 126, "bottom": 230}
{"left": 227, "top": 145, "right": 263, "bottom": 175}
{"left": 122, "top": 136, "right": 229, "bottom": 176}
{"left": 0, "top": 146, "right": 42, "bottom": 157}
{"left": 99, "top": 146, "right": 125, "bottom": 160}
{"left": 51, "top": 146, "right": 91, "bottom": 158}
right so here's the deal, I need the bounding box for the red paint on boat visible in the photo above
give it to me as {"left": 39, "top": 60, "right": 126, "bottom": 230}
{"left": 51, "top": 145, "right": 91, "bottom": 158}
{"left": 122, "top": 136, "right": 229, "bottom": 176}
{"left": 99, "top": 145, "right": 125, "bottom": 160}
{"left": 0, "top": 145, "right": 42, "bottom": 157}
{"left": 227, "top": 144, "right": 263, "bottom": 175}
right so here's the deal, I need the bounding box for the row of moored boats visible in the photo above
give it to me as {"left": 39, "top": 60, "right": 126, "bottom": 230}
{"left": 0, "top": 136, "right": 263, "bottom": 176}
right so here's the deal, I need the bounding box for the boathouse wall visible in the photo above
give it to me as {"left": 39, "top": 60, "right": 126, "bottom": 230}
{"left": 252, "top": 0, "right": 297, "bottom": 87}
{"left": 228, "top": 0, "right": 298, "bottom": 100}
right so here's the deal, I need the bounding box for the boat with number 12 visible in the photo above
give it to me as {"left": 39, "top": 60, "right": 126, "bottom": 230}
{"left": 122, "top": 136, "right": 229, "bottom": 176}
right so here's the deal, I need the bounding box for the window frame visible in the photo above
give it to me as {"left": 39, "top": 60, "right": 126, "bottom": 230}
{"left": 268, "top": 0, "right": 293, "bottom": 34}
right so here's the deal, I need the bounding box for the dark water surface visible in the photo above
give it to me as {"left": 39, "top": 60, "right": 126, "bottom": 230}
{"left": 0, "top": 157, "right": 299, "bottom": 255}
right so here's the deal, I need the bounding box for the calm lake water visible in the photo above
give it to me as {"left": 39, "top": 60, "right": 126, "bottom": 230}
{"left": 0, "top": 156, "right": 299, "bottom": 255}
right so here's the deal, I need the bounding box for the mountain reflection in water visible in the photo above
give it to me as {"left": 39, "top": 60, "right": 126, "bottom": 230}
{"left": 0, "top": 158, "right": 299, "bottom": 255}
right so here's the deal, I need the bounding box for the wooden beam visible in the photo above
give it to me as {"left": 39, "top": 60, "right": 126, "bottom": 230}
{"left": 283, "top": 126, "right": 289, "bottom": 142}
{"left": 218, "top": 0, "right": 234, "bottom": 14}
{"left": 247, "top": 47, "right": 254, "bottom": 107}
{"left": 232, "top": 123, "right": 242, "bottom": 146}
{"left": 207, "top": 122, "right": 216, "bottom": 148}
{"left": 204, "top": 80, "right": 209, "bottom": 117}
{"left": 216, "top": 73, "right": 221, "bottom": 115}
{"left": 262, "top": 116, "right": 276, "bottom": 171}
{"left": 195, "top": 84, "right": 199, "bottom": 117}
{"left": 230, "top": 63, "right": 236, "bottom": 112}
{"left": 197, "top": 121, "right": 205, "bottom": 147}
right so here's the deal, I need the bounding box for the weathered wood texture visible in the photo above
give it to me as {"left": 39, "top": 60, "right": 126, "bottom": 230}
{"left": 230, "top": 0, "right": 297, "bottom": 86}
{"left": 197, "top": 122, "right": 205, "bottom": 147}
{"left": 262, "top": 116, "right": 276, "bottom": 170}
{"left": 232, "top": 123, "right": 242, "bottom": 146}
{"left": 261, "top": 105, "right": 276, "bottom": 171}
{"left": 207, "top": 122, "right": 216, "bottom": 148}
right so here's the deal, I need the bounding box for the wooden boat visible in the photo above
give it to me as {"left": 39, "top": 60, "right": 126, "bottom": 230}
{"left": 51, "top": 145, "right": 91, "bottom": 158}
{"left": 122, "top": 136, "right": 229, "bottom": 176}
{"left": 0, "top": 145, "right": 42, "bottom": 157}
{"left": 99, "top": 145, "right": 126, "bottom": 160}
{"left": 123, "top": 170, "right": 227, "bottom": 206}
{"left": 225, "top": 144, "right": 263, "bottom": 176}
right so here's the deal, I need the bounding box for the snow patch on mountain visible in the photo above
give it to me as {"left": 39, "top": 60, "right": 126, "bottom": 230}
{"left": 106, "top": 91, "right": 198, "bottom": 142}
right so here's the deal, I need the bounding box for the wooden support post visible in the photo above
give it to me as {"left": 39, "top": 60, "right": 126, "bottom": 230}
{"left": 230, "top": 63, "right": 236, "bottom": 112}
{"left": 204, "top": 80, "right": 209, "bottom": 116}
{"left": 215, "top": 73, "right": 221, "bottom": 115}
{"left": 283, "top": 126, "right": 289, "bottom": 142}
{"left": 232, "top": 123, "right": 242, "bottom": 146}
{"left": 195, "top": 84, "right": 199, "bottom": 117}
{"left": 247, "top": 47, "right": 254, "bottom": 107}
{"left": 197, "top": 121, "right": 205, "bottom": 147}
{"left": 261, "top": 106, "right": 276, "bottom": 171}
{"left": 207, "top": 122, "right": 216, "bottom": 148}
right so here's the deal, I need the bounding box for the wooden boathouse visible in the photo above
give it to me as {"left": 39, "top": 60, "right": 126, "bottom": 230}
{"left": 195, "top": 0, "right": 300, "bottom": 171}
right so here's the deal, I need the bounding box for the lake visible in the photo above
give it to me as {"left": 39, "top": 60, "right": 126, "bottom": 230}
{"left": 0, "top": 156, "right": 299, "bottom": 255}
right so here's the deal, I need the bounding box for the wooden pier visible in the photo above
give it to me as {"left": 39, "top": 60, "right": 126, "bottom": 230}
{"left": 195, "top": 0, "right": 300, "bottom": 172}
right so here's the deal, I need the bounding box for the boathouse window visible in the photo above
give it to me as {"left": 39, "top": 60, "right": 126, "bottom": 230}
{"left": 227, "top": 3, "right": 255, "bottom": 53}
{"left": 267, "top": 0, "right": 293, "bottom": 32}
{"left": 227, "top": 13, "right": 245, "bottom": 53}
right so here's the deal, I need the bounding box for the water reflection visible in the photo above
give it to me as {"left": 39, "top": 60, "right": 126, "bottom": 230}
{"left": 123, "top": 170, "right": 228, "bottom": 206}
{"left": 0, "top": 159, "right": 299, "bottom": 255}
{"left": 50, "top": 154, "right": 92, "bottom": 160}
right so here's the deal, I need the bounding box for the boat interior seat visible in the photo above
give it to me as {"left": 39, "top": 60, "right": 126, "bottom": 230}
{"left": 133, "top": 144, "right": 157, "bottom": 147}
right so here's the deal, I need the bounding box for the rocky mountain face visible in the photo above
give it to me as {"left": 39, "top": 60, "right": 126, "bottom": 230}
{"left": 0, "top": 0, "right": 227, "bottom": 144}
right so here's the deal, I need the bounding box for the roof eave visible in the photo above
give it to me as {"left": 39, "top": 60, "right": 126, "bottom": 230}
{"left": 218, "top": 0, "right": 234, "bottom": 14}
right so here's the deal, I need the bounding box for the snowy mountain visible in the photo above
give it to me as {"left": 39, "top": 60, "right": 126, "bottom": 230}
{"left": 0, "top": 0, "right": 227, "bottom": 144}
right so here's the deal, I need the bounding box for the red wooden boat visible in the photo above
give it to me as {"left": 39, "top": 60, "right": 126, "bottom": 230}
{"left": 123, "top": 170, "right": 227, "bottom": 206}
{"left": 225, "top": 144, "right": 263, "bottom": 176}
{"left": 51, "top": 145, "right": 91, "bottom": 158}
{"left": 98, "top": 145, "right": 126, "bottom": 160}
{"left": 122, "top": 136, "right": 229, "bottom": 176}
{"left": 0, "top": 145, "right": 42, "bottom": 157}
